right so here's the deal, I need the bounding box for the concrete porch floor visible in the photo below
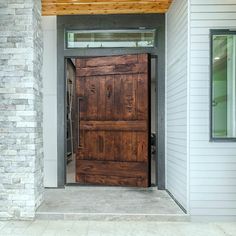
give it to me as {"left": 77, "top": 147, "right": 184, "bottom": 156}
{"left": 36, "top": 187, "right": 188, "bottom": 221}
{"left": 1, "top": 220, "right": 236, "bottom": 236}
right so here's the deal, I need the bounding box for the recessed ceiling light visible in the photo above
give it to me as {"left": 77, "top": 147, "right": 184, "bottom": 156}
{"left": 214, "top": 57, "right": 220, "bottom": 60}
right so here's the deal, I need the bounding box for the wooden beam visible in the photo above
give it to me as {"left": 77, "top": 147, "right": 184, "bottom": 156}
{"left": 42, "top": 0, "right": 172, "bottom": 16}
{"left": 42, "top": 0, "right": 172, "bottom": 3}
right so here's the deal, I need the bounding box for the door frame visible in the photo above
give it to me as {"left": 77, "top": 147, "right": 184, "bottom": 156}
{"left": 57, "top": 14, "right": 166, "bottom": 189}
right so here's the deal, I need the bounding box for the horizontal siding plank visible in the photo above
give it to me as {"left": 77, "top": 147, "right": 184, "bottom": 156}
{"left": 191, "top": 0, "right": 236, "bottom": 5}
{"left": 191, "top": 193, "right": 236, "bottom": 201}
{"left": 190, "top": 142, "right": 236, "bottom": 148}
{"left": 191, "top": 20, "right": 236, "bottom": 28}
{"left": 191, "top": 178, "right": 236, "bottom": 186}
{"left": 191, "top": 28, "right": 211, "bottom": 35}
{"left": 191, "top": 5, "right": 236, "bottom": 13}
{"left": 190, "top": 42, "right": 210, "bottom": 51}
{"left": 189, "top": 133, "right": 209, "bottom": 141}
{"left": 191, "top": 163, "right": 236, "bottom": 171}
{"left": 190, "top": 96, "right": 208, "bottom": 104}
{"left": 190, "top": 103, "right": 209, "bottom": 111}
{"left": 191, "top": 201, "right": 236, "bottom": 209}
{"left": 191, "top": 51, "right": 210, "bottom": 58}
{"left": 191, "top": 35, "right": 210, "bottom": 43}
{"left": 191, "top": 58, "right": 209, "bottom": 65}
{"left": 190, "top": 148, "right": 236, "bottom": 156}
{"left": 191, "top": 157, "right": 236, "bottom": 163}
{"left": 190, "top": 80, "right": 209, "bottom": 88}
{"left": 190, "top": 186, "right": 236, "bottom": 193}
{"left": 191, "top": 12, "right": 236, "bottom": 20}
{"left": 191, "top": 171, "right": 236, "bottom": 178}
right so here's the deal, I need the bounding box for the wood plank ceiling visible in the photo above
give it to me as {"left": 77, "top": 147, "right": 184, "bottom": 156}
{"left": 42, "top": 0, "right": 172, "bottom": 16}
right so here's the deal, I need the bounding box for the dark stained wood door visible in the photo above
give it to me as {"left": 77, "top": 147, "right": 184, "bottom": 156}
{"left": 75, "top": 54, "right": 150, "bottom": 187}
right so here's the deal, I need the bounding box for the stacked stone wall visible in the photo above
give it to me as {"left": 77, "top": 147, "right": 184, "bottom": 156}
{"left": 0, "top": 0, "right": 43, "bottom": 219}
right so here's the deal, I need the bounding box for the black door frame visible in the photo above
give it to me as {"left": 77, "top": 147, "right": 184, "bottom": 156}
{"left": 57, "top": 14, "right": 166, "bottom": 189}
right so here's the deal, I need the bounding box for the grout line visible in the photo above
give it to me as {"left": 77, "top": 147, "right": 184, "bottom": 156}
{"left": 36, "top": 212, "right": 189, "bottom": 216}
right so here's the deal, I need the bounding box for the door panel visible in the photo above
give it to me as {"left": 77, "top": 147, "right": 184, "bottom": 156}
{"left": 75, "top": 54, "right": 150, "bottom": 187}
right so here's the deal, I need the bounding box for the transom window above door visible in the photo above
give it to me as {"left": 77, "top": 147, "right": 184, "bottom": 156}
{"left": 66, "top": 29, "right": 156, "bottom": 48}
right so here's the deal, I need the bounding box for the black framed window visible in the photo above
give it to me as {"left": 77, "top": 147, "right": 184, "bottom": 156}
{"left": 211, "top": 30, "right": 236, "bottom": 140}
{"left": 66, "top": 29, "right": 156, "bottom": 49}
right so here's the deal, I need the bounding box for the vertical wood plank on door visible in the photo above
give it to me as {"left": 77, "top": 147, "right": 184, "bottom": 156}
{"left": 97, "top": 131, "right": 105, "bottom": 160}
{"left": 86, "top": 131, "right": 92, "bottom": 160}
{"left": 122, "top": 131, "right": 133, "bottom": 162}
{"left": 137, "top": 131, "right": 148, "bottom": 162}
{"left": 77, "top": 77, "right": 86, "bottom": 120}
{"left": 123, "top": 74, "right": 136, "bottom": 120}
{"left": 86, "top": 77, "right": 98, "bottom": 120}
{"left": 137, "top": 73, "right": 148, "bottom": 120}
{"left": 114, "top": 131, "right": 122, "bottom": 161}
{"left": 104, "top": 75, "right": 115, "bottom": 161}
{"left": 105, "top": 75, "right": 115, "bottom": 120}
{"left": 114, "top": 75, "right": 123, "bottom": 120}
{"left": 98, "top": 77, "right": 106, "bottom": 121}
{"left": 131, "top": 132, "right": 138, "bottom": 162}
{"left": 104, "top": 131, "right": 115, "bottom": 161}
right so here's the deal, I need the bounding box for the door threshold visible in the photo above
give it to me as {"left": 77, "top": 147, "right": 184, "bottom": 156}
{"left": 64, "top": 184, "right": 157, "bottom": 190}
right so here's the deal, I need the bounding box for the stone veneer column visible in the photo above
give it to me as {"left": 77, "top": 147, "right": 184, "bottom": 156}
{"left": 0, "top": 0, "right": 44, "bottom": 219}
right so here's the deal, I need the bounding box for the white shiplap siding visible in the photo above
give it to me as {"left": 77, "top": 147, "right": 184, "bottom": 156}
{"left": 189, "top": 0, "right": 236, "bottom": 216}
{"left": 166, "top": 0, "right": 188, "bottom": 210}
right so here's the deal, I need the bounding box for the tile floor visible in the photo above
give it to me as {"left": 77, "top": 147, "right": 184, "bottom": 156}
{"left": 36, "top": 187, "right": 186, "bottom": 220}
{"left": 0, "top": 220, "right": 236, "bottom": 236}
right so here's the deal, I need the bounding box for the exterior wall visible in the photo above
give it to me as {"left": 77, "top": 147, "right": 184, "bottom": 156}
{"left": 166, "top": 0, "right": 188, "bottom": 210}
{"left": 189, "top": 0, "right": 236, "bottom": 218}
{"left": 42, "top": 16, "right": 58, "bottom": 187}
{"left": 0, "top": 0, "right": 44, "bottom": 219}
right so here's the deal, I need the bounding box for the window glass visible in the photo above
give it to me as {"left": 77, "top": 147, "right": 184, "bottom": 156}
{"left": 212, "top": 33, "right": 236, "bottom": 138}
{"left": 66, "top": 30, "right": 155, "bottom": 48}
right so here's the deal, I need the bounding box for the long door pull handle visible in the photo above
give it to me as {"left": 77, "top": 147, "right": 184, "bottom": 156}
{"left": 78, "top": 97, "right": 84, "bottom": 149}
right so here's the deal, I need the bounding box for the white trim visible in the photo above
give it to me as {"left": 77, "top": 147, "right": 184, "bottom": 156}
{"left": 186, "top": 0, "right": 191, "bottom": 214}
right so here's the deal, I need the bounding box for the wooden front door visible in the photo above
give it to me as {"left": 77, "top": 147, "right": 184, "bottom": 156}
{"left": 75, "top": 54, "right": 150, "bottom": 187}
